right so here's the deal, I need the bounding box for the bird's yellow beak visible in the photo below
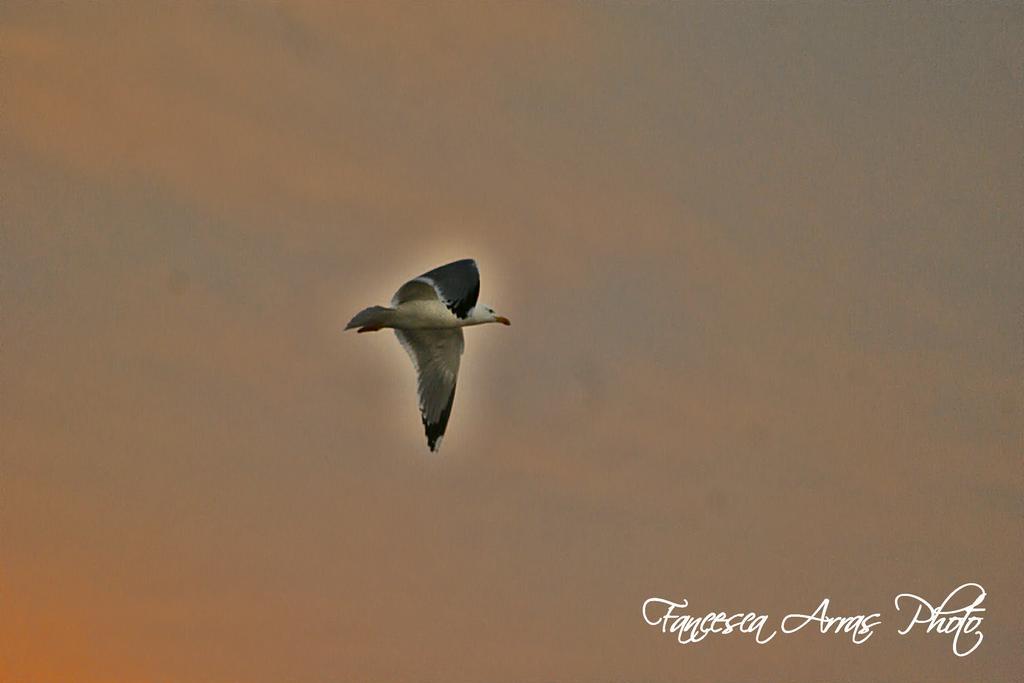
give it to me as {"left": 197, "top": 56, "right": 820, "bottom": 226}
{"left": 495, "top": 316, "right": 511, "bottom": 326}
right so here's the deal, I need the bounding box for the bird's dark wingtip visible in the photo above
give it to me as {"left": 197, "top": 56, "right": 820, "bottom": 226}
{"left": 422, "top": 385, "right": 456, "bottom": 454}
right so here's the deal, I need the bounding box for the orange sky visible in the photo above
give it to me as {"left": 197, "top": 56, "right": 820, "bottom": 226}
{"left": 2, "top": 3, "right": 1021, "bottom": 681}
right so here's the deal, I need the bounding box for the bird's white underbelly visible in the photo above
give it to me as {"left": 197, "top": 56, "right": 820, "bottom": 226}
{"left": 392, "top": 300, "right": 461, "bottom": 329}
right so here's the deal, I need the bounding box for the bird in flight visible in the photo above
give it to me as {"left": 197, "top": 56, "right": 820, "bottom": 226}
{"left": 345, "top": 259, "right": 510, "bottom": 452}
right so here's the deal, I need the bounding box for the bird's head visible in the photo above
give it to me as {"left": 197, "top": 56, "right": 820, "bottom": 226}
{"left": 471, "top": 304, "right": 511, "bottom": 326}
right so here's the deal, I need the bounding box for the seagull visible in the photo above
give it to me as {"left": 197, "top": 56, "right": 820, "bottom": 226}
{"left": 345, "top": 259, "right": 510, "bottom": 452}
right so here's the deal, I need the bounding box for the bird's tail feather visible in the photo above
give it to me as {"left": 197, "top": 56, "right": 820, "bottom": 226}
{"left": 345, "top": 305, "right": 395, "bottom": 332}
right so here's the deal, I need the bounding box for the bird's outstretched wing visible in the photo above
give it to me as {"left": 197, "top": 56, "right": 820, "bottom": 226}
{"left": 391, "top": 258, "right": 480, "bottom": 319}
{"left": 393, "top": 328, "right": 464, "bottom": 452}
